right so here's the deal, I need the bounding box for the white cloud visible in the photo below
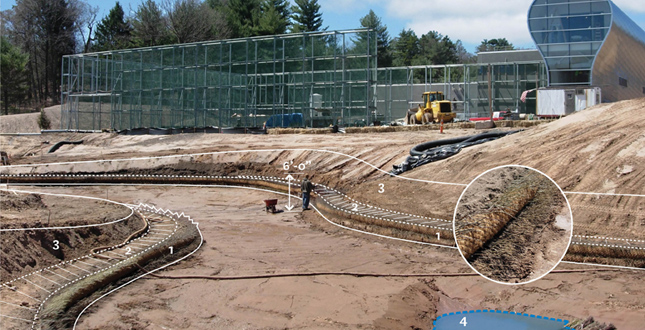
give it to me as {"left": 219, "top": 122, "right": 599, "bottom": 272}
{"left": 386, "top": 0, "right": 536, "bottom": 45}
{"left": 320, "top": 0, "right": 384, "bottom": 15}
{"left": 612, "top": 0, "right": 645, "bottom": 13}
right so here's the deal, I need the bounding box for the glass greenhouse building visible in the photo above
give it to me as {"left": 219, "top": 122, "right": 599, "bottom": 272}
{"left": 61, "top": 29, "right": 547, "bottom": 131}
{"left": 60, "top": 2, "right": 645, "bottom": 131}
{"left": 528, "top": 0, "right": 645, "bottom": 101}
{"left": 61, "top": 29, "right": 378, "bottom": 131}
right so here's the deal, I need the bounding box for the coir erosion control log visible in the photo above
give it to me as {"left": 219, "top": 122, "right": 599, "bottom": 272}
{"left": 455, "top": 175, "right": 539, "bottom": 259}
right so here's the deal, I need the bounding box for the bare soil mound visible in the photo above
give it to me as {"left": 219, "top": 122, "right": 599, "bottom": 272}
{"left": 358, "top": 98, "right": 645, "bottom": 244}
{"left": 0, "top": 191, "right": 132, "bottom": 227}
{"left": 0, "top": 192, "right": 142, "bottom": 281}
{"left": 0, "top": 105, "right": 61, "bottom": 133}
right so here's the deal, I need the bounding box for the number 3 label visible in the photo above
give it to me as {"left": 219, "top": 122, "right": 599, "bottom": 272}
{"left": 53, "top": 240, "right": 60, "bottom": 250}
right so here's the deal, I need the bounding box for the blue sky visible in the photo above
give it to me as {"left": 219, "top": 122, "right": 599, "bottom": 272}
{"left": 3, "top": 0, "right": 645, "bottom": 53}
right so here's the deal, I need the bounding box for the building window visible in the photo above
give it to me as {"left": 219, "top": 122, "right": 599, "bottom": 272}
{"left": 619, "top": 77, "right": 628, "bottom": 87}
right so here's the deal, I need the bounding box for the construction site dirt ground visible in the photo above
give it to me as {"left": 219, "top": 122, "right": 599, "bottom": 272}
{"left": 11, "top": 185, "right": 644, "bottom": 330}
{"left": 1, "top": 98, "right": 644, "bottom": 328}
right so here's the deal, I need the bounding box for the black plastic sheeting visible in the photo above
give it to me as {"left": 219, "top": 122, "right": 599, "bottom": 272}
{"left": 391, "top": 130, "right": 522, "bottom": 176}
{"left": 117, "top": 127, "right": 267, "bottom": 135}
{"left": 48, "top": 140, "right": 83, "bottom": 153}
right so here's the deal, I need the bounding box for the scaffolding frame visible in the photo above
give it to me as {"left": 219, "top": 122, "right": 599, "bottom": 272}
{"left": 374, "top": 61, "right": 548, "bottom": 123}
{"left": 61, "top": 29, "right": 548, "bottom": 130}
{"left": 61, "top": 29, "right": 377, "bottom": 130}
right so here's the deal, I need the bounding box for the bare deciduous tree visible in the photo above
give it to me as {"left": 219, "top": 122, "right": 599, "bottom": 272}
{"left": 164, "top": 0, "right": 215, "bottom": 44}
{"left": 132, "top": 0, "right": 170, "bottom": 47}
{"left": 8, "top": 0, "right": 83, "bottom": 105}
{"left": 77, "top": 2, "right": 98, "bottom": 53}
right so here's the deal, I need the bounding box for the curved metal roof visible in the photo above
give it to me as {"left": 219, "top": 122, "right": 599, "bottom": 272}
{"left": 609, "top": 1, "right": 645, "bottom": 47}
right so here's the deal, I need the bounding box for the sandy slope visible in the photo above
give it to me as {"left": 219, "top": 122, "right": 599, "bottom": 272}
{"left": 1, "top": 99, "right": 644, "bottom": 328}
{"left": 0, "top": 105, "right": 61, "bottom": 133}
{"left": 2, "top": 99, "right": 643, "bottom": 249}
{"left": 28, "top": 185, "right": 636, "bottom": 330}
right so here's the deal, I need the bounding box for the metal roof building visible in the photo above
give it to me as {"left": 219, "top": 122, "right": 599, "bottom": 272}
{"left": 528, "top": 0, "right": 645, "bottom": 101}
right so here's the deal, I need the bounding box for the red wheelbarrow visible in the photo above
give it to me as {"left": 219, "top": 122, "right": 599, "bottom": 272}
{"left": 264, "top": 199, "right": 282, "bottom": 214}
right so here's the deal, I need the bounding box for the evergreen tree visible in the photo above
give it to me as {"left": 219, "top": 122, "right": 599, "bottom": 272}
{"left": 93, "top": 2, "right": 133, "bottom": 51}
{"left": 256, "top": 0, "right": 290, "bottom": 36}
{"left": 391, "top": 29, "right": 419, "bottom": 67}
{"left": 359, "top": 10, "right": 391, "bottom": 67}
{"left": 412, "top": 31, "right": 458, "bottom": 82}
{"left": 477, "top": 38, "right": 514, "bottom": 53}
{"left": 206, "top": 0, "right": 225, "bottom": 11}
{"left": 414, "top": 31, "right": 458, "bottom": 66}
{"left": 291, "top": 0, "right": 324, "bottom": 33}
{"left": 37, "top": 108, "right": 51, "bottom": 129}
{"left": 225, "top": 0, "right": 261, "bottom": 38}
{"left": 0, "top": 37, "right": 30, "bottom": 114}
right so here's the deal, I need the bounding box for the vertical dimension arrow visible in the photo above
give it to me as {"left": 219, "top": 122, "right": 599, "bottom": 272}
{"left": 285, "top": 174, "right": 295, "bottom": 211}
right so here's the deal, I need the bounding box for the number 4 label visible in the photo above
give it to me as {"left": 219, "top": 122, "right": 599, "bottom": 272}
{"left": 460, "top": 316, "right": 467, "bottom": 327}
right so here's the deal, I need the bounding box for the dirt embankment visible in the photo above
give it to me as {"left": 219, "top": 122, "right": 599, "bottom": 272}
{"left": 1, "top": 191, "right": 132, "bottom": 227}
{"left": 0, "top": 105, "right": 61, "bottom": 133}
{"left": 2, "top": 99, "right": 644, "bottom": 263}
{"left": 353, "top": 99, "right": 644, "bottom": 225}
{"left": 39, "top": 210, "right": 201, "bottom": 330}
{"left": 0, "top": 191, "right": 142, "bottom": 281}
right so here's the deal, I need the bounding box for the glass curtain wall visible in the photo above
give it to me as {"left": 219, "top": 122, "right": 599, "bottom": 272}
{"left": 528, "top": 0, "right": 612, "bottom": 86}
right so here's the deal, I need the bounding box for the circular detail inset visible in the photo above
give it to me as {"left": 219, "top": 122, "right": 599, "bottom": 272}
{"left": 453, "top": 165, "right": 572, "bottom": 285}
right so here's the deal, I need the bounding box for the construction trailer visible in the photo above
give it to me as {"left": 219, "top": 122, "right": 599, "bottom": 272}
{"left": 537, "top": 87, "right": 601, "bottom": 117}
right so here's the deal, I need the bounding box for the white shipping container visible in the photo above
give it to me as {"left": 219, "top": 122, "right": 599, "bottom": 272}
{"left": 537, "top": 87, "right": 601, "bottom": 117}
{"left": 537, "top": 89, "right": 566, "bottom": 116}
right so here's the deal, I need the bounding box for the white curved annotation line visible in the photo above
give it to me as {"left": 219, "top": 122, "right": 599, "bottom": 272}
{"left": 4, "top": 148, "right": 645, "bottom": 197}
{"left": 72, "top": 204, "right": 204, "bottom": 329}
{"left": 2, "top": 148, "right": 468, "bottom": 186}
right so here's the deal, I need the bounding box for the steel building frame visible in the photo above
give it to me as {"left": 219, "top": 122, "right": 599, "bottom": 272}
{"left": 375, "top": 61, "right": 548, "bottom": 123}
{"left": 61, "top": 29, "right": 377, "bottom": 131}
{"left": 61, "top": 28, "right": 549, "bottom": 130}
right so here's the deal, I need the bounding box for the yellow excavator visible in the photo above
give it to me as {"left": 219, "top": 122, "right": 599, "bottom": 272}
{"left": 406, "top": 91, "right": 456, "bottom": 124}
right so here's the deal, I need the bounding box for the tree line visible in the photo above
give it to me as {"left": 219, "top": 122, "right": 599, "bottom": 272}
{"left": 0, "top": 0, "right": 513, "bottom": 114}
